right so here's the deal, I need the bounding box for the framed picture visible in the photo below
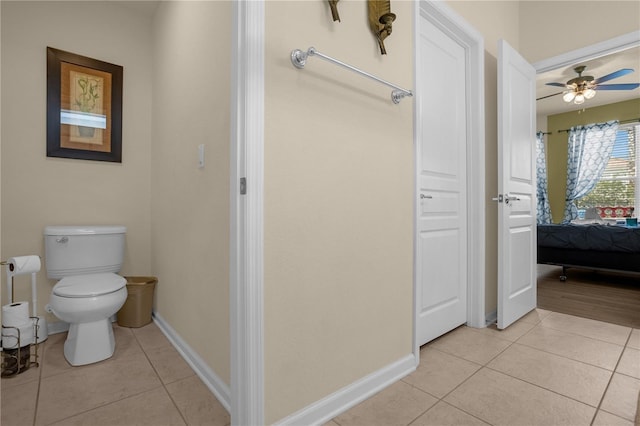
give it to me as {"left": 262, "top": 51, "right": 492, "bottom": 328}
{"left": 47, "top": 47, "right": 123, "bottom": 162}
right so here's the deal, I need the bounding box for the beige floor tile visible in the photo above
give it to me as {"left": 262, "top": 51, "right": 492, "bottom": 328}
{"left": 540, "top": 312, "right": 632, "bottom": 346}
{"left": 411, "top": 401, "right": 490, "bottom": 426}
{"left": 617, "top": 347, "right": 640, "bottom": 379}
{"left": 600, "top": 373, "right": 640, "bottom": 421}
{"left": 132, "top": 321, "right": 172, "bottom": 351}
{"left": 48, "top": 386, "right": 186, "bottom": 426}
{"left": 35, "top": 349, "right": 162, "bottom": 425}
{"left": 592, "top": 410, "right": 634, "bottom": 426}
{"left": 428, "top": 326, "right": 512, "bottom": 365}
{"left": 518, "top": 325, "right": 624, "bottom": 370}
{"left": 334, "top": 380, "right": 437, "bottom": 426}
{"left": 166, "top": 375, "right": 230, "bottom": 426}
{"left": 518, "top": 308, "right": 552, "bottom": 325}
{"left": 402, "top": 347, "right": 481, "bottom": 398}
{"left": 473, "top": 320, "right": 537, "bottom": 342}
{"left": 40, "top": 331, "right": 73, "bottom": 378}
{"left": 322, "top": 421, "right": 340, "bottom": 426}
{"left": 1, "top": 378, "right": 38, "bottom": 426}
{"left": 487, "top": 343, "right": 612, "bottom": 407}
{"left": 627, "top": 329, "right": 640, "bottom": 350}
{"left": 443, "top": 368, "right": 595, "bottom": 426}
{"left": 144, "top": 343, "right": 195, "bottom": 385}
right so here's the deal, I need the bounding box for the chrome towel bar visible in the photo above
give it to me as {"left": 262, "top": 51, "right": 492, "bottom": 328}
{"left": 290, "top": 47, "right": 413, "bottom": 104}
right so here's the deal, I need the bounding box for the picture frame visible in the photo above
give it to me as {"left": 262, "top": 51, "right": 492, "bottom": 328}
{"left": 47, "top": 47, "right": 123, "bottom": 162}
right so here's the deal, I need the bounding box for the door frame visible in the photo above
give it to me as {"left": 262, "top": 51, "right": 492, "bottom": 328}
{"left": 230, "top": 1, "right": 265, "bottom": 425}
{"left": 533, "top": 31, "right": 640, "bottom": 74}
{"left": 413, "top": 0, "right": 486, "bottom": 357}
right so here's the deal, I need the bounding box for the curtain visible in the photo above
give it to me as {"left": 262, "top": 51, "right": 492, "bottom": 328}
{"left": 562, "top": 120, "right": 619, "bottom": 223}
{"left": 536, "top": 132, "right": 552, "bottom": 224}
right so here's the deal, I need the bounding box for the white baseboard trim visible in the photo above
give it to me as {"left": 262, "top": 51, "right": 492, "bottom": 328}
{"left": 485, "top": 310, "right": 497, "bottom": 326}
{"left": 47, "top": 320, "right": 69, "bottom": 335}
{"left": 274, "top": 353, "right": 417, "bottom": 426}
{"left": 152, "top": 312, "right": 231, "bottom": 412}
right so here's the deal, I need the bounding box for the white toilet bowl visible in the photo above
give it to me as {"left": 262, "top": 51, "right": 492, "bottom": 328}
{"left": 47, "top": 273, "right": 127, "bottom": 366}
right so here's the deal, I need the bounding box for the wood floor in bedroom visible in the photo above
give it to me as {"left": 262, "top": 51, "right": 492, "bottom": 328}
{"left": 537, "top": 264, "right": 640, "bottom": 328}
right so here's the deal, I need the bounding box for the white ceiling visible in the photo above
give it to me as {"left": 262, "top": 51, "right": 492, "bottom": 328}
{"left": 536, "top": 46, "right": 640, "bottom": 118}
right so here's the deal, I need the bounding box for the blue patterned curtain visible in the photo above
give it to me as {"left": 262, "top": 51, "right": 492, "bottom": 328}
{"left": 562, "top": 120, "right": 619, "bottom": 223}
{"left": 536, "top": 132, "right": 552, "bottom": 224}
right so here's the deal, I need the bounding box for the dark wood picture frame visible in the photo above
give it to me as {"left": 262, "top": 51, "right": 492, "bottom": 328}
{"left": 47, "top": 47, "right": 123, "bottom": 162}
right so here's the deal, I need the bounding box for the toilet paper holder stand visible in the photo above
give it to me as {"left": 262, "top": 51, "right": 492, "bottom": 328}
{"left": 1, "top": 318, "right": 41, "bottom": 377}
{"left": 1, "top": 260, "right": 41, "bottom": 377}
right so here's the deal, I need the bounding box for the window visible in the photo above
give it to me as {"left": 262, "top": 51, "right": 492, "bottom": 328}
{"left": 576, "top": 123, "right": 639, "bottom": 216}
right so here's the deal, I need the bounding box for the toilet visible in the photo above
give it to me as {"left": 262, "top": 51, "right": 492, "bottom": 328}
{"left": 44, "top": 226, "right": 128, "bottom": 366}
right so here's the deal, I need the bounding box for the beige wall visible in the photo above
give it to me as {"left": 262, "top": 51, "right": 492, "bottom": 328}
{"left": 150, "top": 1, "right": 231, "bottom": 385}
{"left": 1, "top": 1, "right": 153, "bottom": 320}
{"left": 546, "top": 99, "right": 640, "bottom": 222}
{"left": 264, "top": 1, "right": 414, "bottom": 422}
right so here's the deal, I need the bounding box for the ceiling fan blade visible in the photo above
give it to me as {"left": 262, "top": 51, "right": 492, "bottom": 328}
{"left": 545, "top": 82, "right": 567, "bottom": 88}
{"left": 536, "top": 92, "right": 563, "bottom": 101}
{"left": 594, "top": 68, "right": 634, "bottom": 84}
{"left": 595, "top": 83, "right": 640, "bottom": 90}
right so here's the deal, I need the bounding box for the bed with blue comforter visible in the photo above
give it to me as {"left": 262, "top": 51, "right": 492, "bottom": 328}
{"left": 537, "top": 224, "right": 640, "bottom": 280}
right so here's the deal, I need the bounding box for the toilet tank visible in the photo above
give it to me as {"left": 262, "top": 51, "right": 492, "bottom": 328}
{"left": 44, "top": 226, "right": 126, "bottom": 279}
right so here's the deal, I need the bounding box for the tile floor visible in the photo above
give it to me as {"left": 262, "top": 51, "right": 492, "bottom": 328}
{"left": 2, "top": 310, "right": 639, "bottom": 426}
{"left": 329, "top": 309, "right": 640, "bottom": 426}
{"left": 1, "top": 322, "right": 229, "bottom": 426}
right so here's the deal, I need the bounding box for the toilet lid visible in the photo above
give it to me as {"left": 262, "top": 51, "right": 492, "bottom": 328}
{"left": 53, "top": 273, "right": 126, "bottom": 298}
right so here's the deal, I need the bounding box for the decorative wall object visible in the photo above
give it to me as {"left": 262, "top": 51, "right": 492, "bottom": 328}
{"left": 368, "top": 0, "right": 395, "bottom": 55}
{"left": 47, "top": 47, "right": 123, "bottom": 162}
{"left": 328, "top": 0, "right": 340, "bottom": 22}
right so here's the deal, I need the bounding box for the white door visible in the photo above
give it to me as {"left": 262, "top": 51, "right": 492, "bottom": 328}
{"left": 416, "top": 14, "right": 468, "bottom": 345}
{"left": 497, "top": 40, "right": 537, "bottom": 329}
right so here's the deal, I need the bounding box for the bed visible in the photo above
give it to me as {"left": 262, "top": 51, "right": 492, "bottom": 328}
{"left": 537, "top": 223, "right": 640, "bottom": 281}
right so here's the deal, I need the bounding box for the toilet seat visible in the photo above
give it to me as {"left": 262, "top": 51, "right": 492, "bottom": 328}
{"left": 53, "top": 273, "right": 126, "bottom": 298}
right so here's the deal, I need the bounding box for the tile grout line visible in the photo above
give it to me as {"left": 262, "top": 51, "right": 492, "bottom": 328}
{"left": 539, "top": 313, "right": 633, "bottom": 346}
{"left": 511, "top": 312, "right": 629, "bottom": 373}
{"left": 32, "top": 341, "right": 46, "bottom": 426}
{"left": 407, "top": 315, "right": 592, "bottom": 426}
{"left": 38, "top": 329, "right": 166, "bottom": 426}
{"left": 404, "top": 328, "right": 526, "bottom": 426}
{"left": 482, "top": 319, "right": 620, "bottom": 418}
{"left": 589, "top": 329, "right": 634, "bottom": 426}
{"left": 513, "top": 339, "right": 623, "bottom": 372}
{"left": 130, "top": 328, "right": 190, "bottom": 426}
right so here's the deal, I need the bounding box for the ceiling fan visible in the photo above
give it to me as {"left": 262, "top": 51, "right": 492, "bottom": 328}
{"left": 537, "top": 65, "right": 640, "bottom": 104}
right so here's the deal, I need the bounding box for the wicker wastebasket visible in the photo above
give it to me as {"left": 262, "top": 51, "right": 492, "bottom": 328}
{"left": 117, "top": 276, "right": 157, "bottom": 327}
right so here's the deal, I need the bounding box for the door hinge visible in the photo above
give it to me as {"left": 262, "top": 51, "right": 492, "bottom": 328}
{"left": 240, "top": 177, "right": 247, "bottom": 195}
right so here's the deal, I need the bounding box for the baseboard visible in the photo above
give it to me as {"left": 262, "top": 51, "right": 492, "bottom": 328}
{"left": 485, "top": 310, "right": 497, "bottom": 326}
{"left": 274, "top": 353, "right": 417, "bottom": 426}
{"left": 46, "top": 320, "right": 69, "bottom": 335}
{"left": 152, "top": 312, "right": 231, "bottom": 413}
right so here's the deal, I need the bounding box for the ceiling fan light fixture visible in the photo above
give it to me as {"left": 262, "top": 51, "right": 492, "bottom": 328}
{"left": 563, "top": 91, "right": 576, "bottom": 103}
{"left": 574, "top": 93, "right": 585, "bottom": 104}
{"left": 584, "top": 88, "right": 596, "bottom": 99}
